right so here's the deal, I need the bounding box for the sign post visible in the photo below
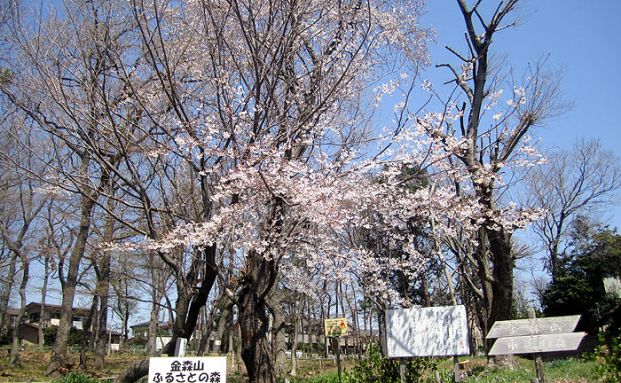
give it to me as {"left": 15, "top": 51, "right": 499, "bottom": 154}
{"left": 384, "top": 305, "right": 470, "bottom": 383}
{"left": 175, "top": 338, "right": 187, "bottom": 357}
{"left": 487, "top": 314, "right": 585, "bottom": 383}
{"left": 527, "top": 309, "right": 545, "bottom": 383}
{"left": 324, "top": 318, "right": 348, "bottom": 383}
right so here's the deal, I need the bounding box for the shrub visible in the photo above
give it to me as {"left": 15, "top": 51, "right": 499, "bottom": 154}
{"left": 345, "top": 343, "right": 437, "bottom": 383}
{"left": 51, "top": 372, "right": 98, "bottom": 383}
{"left": 597, "top": 333, "right": 621, "bottom": 383}
{"left": 43, "top": 326, "right": 84, "bottom": 346}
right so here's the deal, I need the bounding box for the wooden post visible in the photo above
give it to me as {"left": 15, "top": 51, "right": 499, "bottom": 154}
{"left": 332, "top": 337, "right": 342, "bottom": 383}
{"left": 453, "top": 355, "right": 462, "bottom": 382}
{"left": 399, "top": 359, "right": 406, "bottom": 383}
{"left": 527, "top": 309, "right": 545, "bottom": 383}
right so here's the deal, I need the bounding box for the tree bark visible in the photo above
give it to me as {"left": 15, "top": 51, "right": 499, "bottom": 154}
{"left": 0, "top": 252, "right": 17, "bottom": 335}
{"left": 94, "top": 255, "right": 111, "bottom": 368}
{"left": 39, "top": 253, "right": 50, "bottom": 348}
{"left": 80, "top": 295, "right": 98, "bottom": 368}
{"left": 290, "top": 309, "right": 298, "bottom": 377}
{"left": 46, "top": 183, "right": 98, "bottom": 376}
{"left": 8, "top": 252, "right": 28, "bottom": 367}
{"left": 487, "top": 227, "right": 514, "bottom": 325}
{"left": 238, "top": 251, "right": 278, "bottom": 383}
{"left": 268, "top": 290, "right": 287, "bottom": 379}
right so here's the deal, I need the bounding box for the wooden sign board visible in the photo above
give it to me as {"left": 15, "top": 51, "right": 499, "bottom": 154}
{"left": 385, "top": 305, "right": 470, "bottom": 358}
{"left": 148, "top": 356, "right": 226, "bottom": 383}
{"left": 488, "top": 332, "right": 586, "bottom": 356}
{"left": 486, "top": 315, "right": 580, "bottom": 339}
{"left": 324, "top": 317, "right": 348, "bottom": 337}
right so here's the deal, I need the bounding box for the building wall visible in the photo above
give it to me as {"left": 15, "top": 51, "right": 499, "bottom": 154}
{"left": 20, "top": 325, "right": 40, "bottom": 345}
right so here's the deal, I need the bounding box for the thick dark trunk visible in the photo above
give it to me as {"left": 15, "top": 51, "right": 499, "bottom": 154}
{"left": 238, "top": 251, "right": 278, "bottom": 383}
{"left": 239, "top": 289, "right": 275, "bottom": 383}
{"left": 475, "top": 241, "right": 493, "bottom": 343}
{"left": 487, "top": 227, "right": 513, "bottom": 326}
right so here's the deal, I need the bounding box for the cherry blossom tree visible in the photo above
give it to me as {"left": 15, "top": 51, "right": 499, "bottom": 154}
{"left": 0, "top": 0, "right": 569, "bottom": 381}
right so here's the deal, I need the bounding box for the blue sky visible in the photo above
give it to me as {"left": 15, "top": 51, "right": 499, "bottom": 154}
{"left": 422, "top": 0, "right": 621, "bottom": 230}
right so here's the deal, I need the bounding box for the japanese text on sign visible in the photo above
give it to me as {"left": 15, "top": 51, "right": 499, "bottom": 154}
{"left": 148, "top": 356, "right": 227, "bottom": 383}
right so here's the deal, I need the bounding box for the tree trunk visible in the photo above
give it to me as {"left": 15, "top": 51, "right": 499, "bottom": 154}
{"left": 268, "top": 291, "right": 287, "bottom": 379}
{"left": 0, "top": 252, "right": 18, "bottom": 335}
{"left": 46, "top": 189, "right": 97, "bottom": 376}
{"left": 487, "top": 227, "right": 514, "bottom": 326}
{"left": 476, "top": 229, "right": 494, "bottom": 344}
{"left": 147, "top": 297, "right": 160, "bottom": 354}
{"left": 39, "top": 254, "right": 50, "bottom": 347}
{"left": 94, "top": 258, "right": 111, "bottom": 367}
{"left": 239, "top": 291, "right": 275, "bottom": 383}
{"left": 290, "top": 311, "right": 298, "bottom": 377}
{"left": 215, "top": 301, "right": 234, "bottom": 353}
{"left": 80, "top": 295, "right": 98, "bottom": 368}
{"left": 93, "top": 201, "right": 114, "bottom": 368}
{"left": 238, "top": 252, "right": 278, "bottom": 383}
{"left": 8, "top": 253, "right": 28, "bottom": 367}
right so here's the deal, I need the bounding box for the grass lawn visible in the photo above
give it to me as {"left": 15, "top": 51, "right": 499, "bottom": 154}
{"left": 458, "top": 356, "right": 602, "bottom": 383}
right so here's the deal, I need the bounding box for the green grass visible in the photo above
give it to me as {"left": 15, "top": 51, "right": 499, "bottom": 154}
{"left": 461, "top": 356, "right": 601, "bottom": 383}
{"left": 278, "top": 356, "right": 603, "bottom": 383}
{"left": 0, "top": 348, "right": 605, "bottom": 383}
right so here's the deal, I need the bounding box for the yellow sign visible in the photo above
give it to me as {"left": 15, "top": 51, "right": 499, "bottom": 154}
{"left": 324, "top": 318, "right": 348, "bottom": 337}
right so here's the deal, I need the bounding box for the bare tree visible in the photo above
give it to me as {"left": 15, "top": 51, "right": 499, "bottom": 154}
{"left": 526, "top": 139, "right": 621, "bottom": 281}
{"left": 0, "top": 117, "right": 46, "bottom": 367}
{"left": 427, "top": 0, "right": 567, "bottom": 339}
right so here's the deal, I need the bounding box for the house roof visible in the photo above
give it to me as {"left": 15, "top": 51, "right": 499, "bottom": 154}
{"left": 25, "top": 302, "right": 91, "bottom": 316}
{"left": 130, "top": 320, "right": 172, "bottom": 329}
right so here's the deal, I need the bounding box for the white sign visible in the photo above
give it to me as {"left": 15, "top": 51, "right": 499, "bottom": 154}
{"left": 148, "top": 356, "right": 226, "bottom": 383}
{"left": 486, "top": 315, "right": 580, "bottom": 339}
{"left": 385, "top": 305, "right": 470, "bottom": 358}
{"left": 488, "top": 332, "right": 586, "bottom": 355}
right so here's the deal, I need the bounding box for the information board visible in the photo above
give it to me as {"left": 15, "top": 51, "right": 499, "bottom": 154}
{"left": 385, "top": 305, "right": 470, "bottom": 358}
{"left": 488, "top": 332, "right": 586, "bottom": 355}
{"left": 324, "top": 317, "right": 348, "bottom": 337}
{"left": 486, "top": 315, "right": 580, "bottom": 339}
{"left": 148, "top": 356, "right": 226, "bottom": 383}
